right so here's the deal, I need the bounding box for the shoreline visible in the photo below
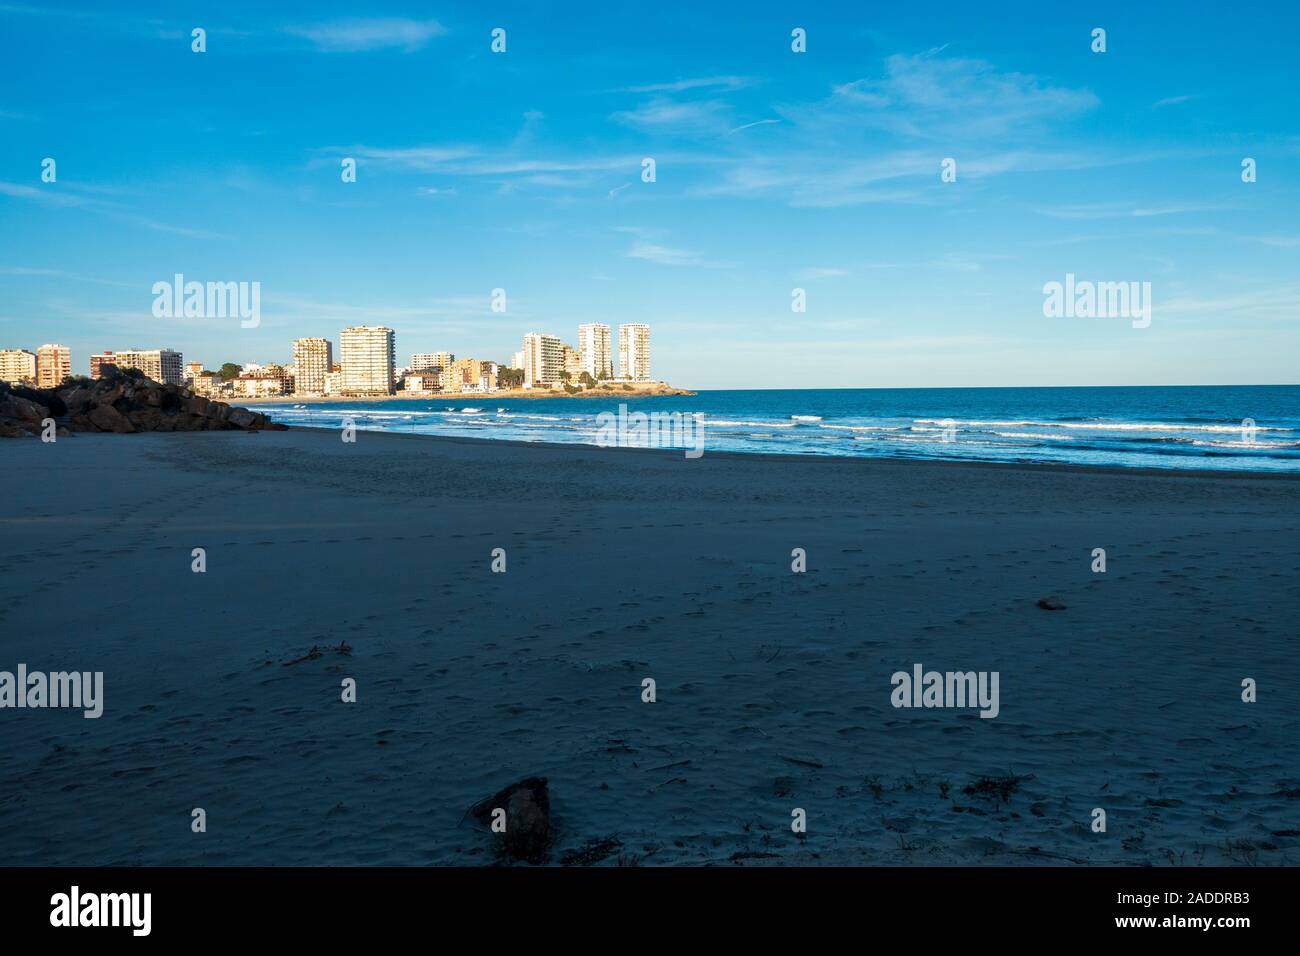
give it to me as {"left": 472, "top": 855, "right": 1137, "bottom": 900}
{"left": 246, "top": 423, "right": 1300, "bottom": 481}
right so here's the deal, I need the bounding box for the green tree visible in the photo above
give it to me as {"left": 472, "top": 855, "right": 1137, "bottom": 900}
{"left": 218, "top": 363, "right": 243, "bottom": 381}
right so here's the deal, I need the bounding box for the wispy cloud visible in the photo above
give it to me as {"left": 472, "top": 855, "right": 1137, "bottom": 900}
{"left": 690, "top": 52, "right": 1106, "bottom": 207}
{"left": 729, "top": 118, "right": 780, "bottom": 134}
{"left": 1247, "top": 235, "right": 1300, "bottom": 248}
{"left": 0, "top": 180, "right": 229, "bottom": 238}
{"left": 611, "top": 97, "right": 730, "bottom": 133}
{"left": 1159, "top": 286, "right": 1300, "bottom": 322}
{"left": 617, "top": 76, "right": 755, "bottom": 94}
{"left": 287, "top": 18, "right": 446, "bottom": 53}
{"left": 1038, "top": 200, "right": 1233, "bottom": 220}
{"left": 625, "top": 241, "right": 706, "bottom": 267}
{"left": 807, "top": 52, "right": 1099, "bottom": 139}
{"left": 325, "top": 145, "right": 637, "bottom": 178}
{"left": 1152, "top": 94, "right": 1200, "bottom": 109}
{"left": 0, "top": 266, "right": 133, "bottom": 288}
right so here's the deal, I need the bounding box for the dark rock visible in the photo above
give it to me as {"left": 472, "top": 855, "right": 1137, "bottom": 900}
{"left": 470, "top": 777, "right": 551, "bottom": 863}
{"left": 227, "top": 408, "right": 258, "bottom": 428}
{"left": 0, "top": 374, "right": 286, "bottom": 438}
{"left": 87, "top": 403, "right": 136, "bottom": 433}
{"left": 1036, "top": 596, "right": 1067, "bottom": 611}
{"left": 0, "top": 393, "right": 48, "bottom": 425}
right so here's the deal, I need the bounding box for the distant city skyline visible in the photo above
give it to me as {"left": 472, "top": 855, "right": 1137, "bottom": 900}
{"left": 1, "top": 2, "right": 1298, "bottom": 388}
{"left": 1, "top": 319, "right": 652, "bottom": 403}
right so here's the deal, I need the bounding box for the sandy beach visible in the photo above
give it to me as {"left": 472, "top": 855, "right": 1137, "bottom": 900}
{"left": 1, "top": 429, "right": 1297, "bottom": 866}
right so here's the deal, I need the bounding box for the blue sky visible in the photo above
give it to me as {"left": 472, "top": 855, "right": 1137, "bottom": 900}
{"left": 2, "top": 0, "right": 1298, "bottom": 388}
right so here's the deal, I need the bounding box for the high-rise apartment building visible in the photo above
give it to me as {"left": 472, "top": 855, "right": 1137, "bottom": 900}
{"left": 0, "top": 349, "right": 37, "bottom": 385}
{"left": 184, "top": 361, "right": 205, "bottom": 385}
{"left": 293, "top": 337, "right": 334, "bottom": 395}
{"left": 113, "top": 348, "right": 184, "bottom": 385}
{"left": 89, "top": 351, "right": 116, "bottom": 378}
{"left": 618, "top": 324, "right": 651, "bottom": 381}
{"left": 522, "top": 333, "right": 563, "bottom": 386}
{"left": 411, "top": 352, "right": 453, "bottom": 372}
{"left": 339, "top": 326, "right": 395, "bottom": 396}
{"left": 578, "top": 323, "right": 613, "bottom": 379}
{"left": 562, "top": 345, "right": 583, "bottom": 379}
{"left": 35, "top": 344, "right": 72, "bottom": 388}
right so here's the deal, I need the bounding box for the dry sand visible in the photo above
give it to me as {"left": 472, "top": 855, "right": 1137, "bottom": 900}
{"left": 1, "top": 429, "right": 1297, "bottom": 866}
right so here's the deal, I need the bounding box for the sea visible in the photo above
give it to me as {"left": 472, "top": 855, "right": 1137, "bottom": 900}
{"left": 248, "top": 385, "right": 1300, "bottom": 473}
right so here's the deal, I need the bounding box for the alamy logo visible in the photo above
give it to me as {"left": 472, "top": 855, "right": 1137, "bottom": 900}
{"left": 1042, "top": 273, "right": 1151, "bottom": 328}
{"left": 0, "top": 665, "right": 103, "bottom": 718}
{"left": 595, "top": 403, "right": 704, "bottom": 459}
{"left": 151, "top": 273, "right": 261, "bottom": 328}
{"left": 890, "top": 663, "right": 1000, "bottom": 719}
{"left": 50, "top": 886, "right": 151, "bottom": 936}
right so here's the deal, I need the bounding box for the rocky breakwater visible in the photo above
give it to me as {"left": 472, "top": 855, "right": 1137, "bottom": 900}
{"left": 0, "top": 369, "right": 287, "bottom": 438}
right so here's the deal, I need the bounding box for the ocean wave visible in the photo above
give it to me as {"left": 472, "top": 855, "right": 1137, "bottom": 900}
{"left": 706, "top": 419, "right": 797, "bottom": 428}
{"left": 913, "top": 418, "right": 1291, "bottom": 433}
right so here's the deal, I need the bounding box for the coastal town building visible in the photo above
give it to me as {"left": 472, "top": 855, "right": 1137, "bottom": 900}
{"left": 562, "top": 344, "right": 583, "bottom": 379}
{"left": 113, "top": 348, "right": 184, "bottom": 386}
{"left": 293, "top": 338, "right": 333, "bottom": 396}
{"left": 402, "top": 370, "right": 441, "bottom": 394}
{"left": 191, "top": 373, "right": 228, "bottom": 398}
{"left": 440, "top": 357, "right": 498, "bottom": 392}
{"left": 184, "top": 361, "right": 205, "bottom": 385}
{"left": 411, "top": 352, "right": 453, "bottom": 372}
{"left": 231, "top": 370, "right": 289, "bottom": 398}
{"left": 0, "top": 348, "right": 37, "bottom": 385}
{"left": 522, "top": 333, "right": 563, "bottom": 386}
{"left": 618, "top": 324, "right": 651, "bottom": 381}
{"left": 339, "top": 326, "right": 395, "bottom": 396}
{"left": 35, "top": 344, "right": 72, "bottom": 388}
{"left": 578, "top": 323, "right": 613, "bottom": 379}
{"left": 510, "top": 350, "right": 524, "bottom": 371}
{"left": 89, "top": 351, "right": 116, "bottom": 378}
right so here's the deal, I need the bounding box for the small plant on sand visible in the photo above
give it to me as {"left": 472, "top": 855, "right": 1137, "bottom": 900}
{"left": 1221, "top": 838, "right": 1260, "bottom": 866}
{"left": 962, "top": 773, "right": 1032, "bottom": 803}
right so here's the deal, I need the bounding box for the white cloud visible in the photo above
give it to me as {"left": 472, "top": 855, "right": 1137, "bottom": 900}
{"left": 287, "top": 18, "right": 446, "bottom": 53}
